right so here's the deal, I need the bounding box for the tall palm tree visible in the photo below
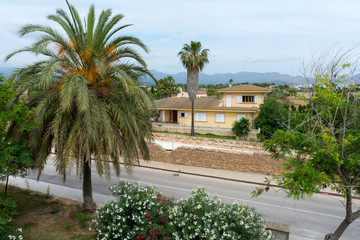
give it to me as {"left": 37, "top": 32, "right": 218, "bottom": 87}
{"left": 6, "top": 1, "right": 154, "bottom": 212}
{"left": 178, "top": 41, "right": 209, "bottom": 136}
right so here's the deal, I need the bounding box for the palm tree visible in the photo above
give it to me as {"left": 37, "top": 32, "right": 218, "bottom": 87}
{"left": 6, "top": 1, "right": 154, "bottom": 212}
{"left": 178, "top": 41, "right": 209, "bottom": 136}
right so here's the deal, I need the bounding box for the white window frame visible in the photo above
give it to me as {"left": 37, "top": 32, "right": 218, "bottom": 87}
{"left": 237, "top": 114, "right": 247, "bottom": 121}
{"left": 215, "top": 113, "right": 225, "bottom": 123}
{"left": 236, "top": 95, "right": 243, "bottom": 103}
{"left": 195, "top": 112, "right": 207, "bottom": 122}
{"left": 254, "top": 95, "right": 259, "bottom": 103}
{"left": 180, "top": 112, "right": 189, "bottom": 117}
{"left": 226, "top": 95, "right": 232, "bottom": 107}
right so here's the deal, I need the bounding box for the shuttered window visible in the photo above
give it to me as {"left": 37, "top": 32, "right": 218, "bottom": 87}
{"left": 195, "top": 113, "right": 207, "bottom": 121}
{"left": 215, "top": 113, "right": 225, "bottom": 122}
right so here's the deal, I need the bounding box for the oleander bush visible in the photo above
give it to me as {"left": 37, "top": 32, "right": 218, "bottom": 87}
{"left": 93, "top": 181, "right": 273, "bottom": 240}
{"left": 169, "top": 188, "right": 273, "bottom": 240}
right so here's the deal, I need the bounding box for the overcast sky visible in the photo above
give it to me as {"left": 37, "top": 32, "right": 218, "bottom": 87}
{"left": 1, "top": 0, "right": 360, "bottom": 76}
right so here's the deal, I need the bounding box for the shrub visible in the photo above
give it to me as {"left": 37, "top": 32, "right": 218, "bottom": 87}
{"left": 232, "top": 118, "right": 251, "bottom": 140}
{"left": 0, "top": 199, "right": 23, "bottom": 240}
{"left": 92, "top": 181, "right": 173, "bottom": 240}
{"left": 169, "top": 188, "right": 273, "bottom": 240}
{"left": 93, "top": 181, "right": 273, "bottom": 240}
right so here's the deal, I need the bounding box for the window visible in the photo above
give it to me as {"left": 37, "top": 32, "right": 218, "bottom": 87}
{"left": 215, "top": 113, "right": 225, "bottom": 123}
{"left": 237, "top": 114, "right": 246, "bottom": 121}
{"left": 236, "top": 95, "right": 242, "bottom": 103}
{"left": 242, "top": 96, "right": 254, "bottom": 103}
{"left": 195, "top": 113, "right": 207, "bottom": 121}
{"left": 180, "top": 112, "right": 188, "bottom": 117}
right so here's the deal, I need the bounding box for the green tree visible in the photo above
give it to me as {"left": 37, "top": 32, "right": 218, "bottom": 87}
{"left": 229, "top": 79, "right": 233, "bottom": 85}
{"left": 0, "top": 76, "right": 34, "bottom": 199}
{"left": 258, "top": 61, "right": 360, "bottom": 240}
{"left": 253, "top": 98, "right": 288, "bottom": 139}
{"left": 206, "top": 88, "right": 221, "bottom": 98}
{"left": 154, "top": 76, "right": 180, "bottom": 99}
{"left": 232, "top": 118, "right": 251, "bottom": 140}
{"left": 6, "top": 1, "right": 154, "bottom": 212}
{"left": 178, "top": 41, "right": 209, "bottom": 136}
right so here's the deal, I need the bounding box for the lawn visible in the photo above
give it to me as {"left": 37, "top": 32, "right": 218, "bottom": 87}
{"left": 1, "top": 185, "right": 95, "bottom": 240}
{"left": 153, "top": 130, "right": 237, "bottom": 140}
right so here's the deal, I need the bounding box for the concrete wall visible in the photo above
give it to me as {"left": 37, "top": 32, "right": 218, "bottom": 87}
{"left": 176, "top": 110, "right": 254, "bottom": 128}
{"left": 153, "top": 124, "right": 259, "bottom": 139}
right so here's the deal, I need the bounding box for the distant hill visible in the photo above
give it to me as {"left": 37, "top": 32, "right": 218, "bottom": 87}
{"left": 141, "top": 69, "right": 306, "bottom": 85}
{"left": 0, "top": 66, "right": 15, "bottom": 78}
{"left": 0, "top": 66, "right": 306, "bottom": 85}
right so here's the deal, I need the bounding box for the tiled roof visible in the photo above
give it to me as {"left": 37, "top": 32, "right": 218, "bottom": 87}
{"left": 218, "top": 84, "right": 270, "bottom": 92}
{"left": 155, "top": 97, "right": 258, "bottom": 112}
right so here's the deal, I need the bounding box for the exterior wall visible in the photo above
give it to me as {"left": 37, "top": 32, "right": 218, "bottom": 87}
{"left": 220, "top": 93, "right": 265, "bottom": 108}
{"left": 176, "top": 110, "right": 252, "bottom": 128}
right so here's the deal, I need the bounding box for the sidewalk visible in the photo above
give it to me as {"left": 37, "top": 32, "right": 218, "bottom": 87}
{"left": 138, "top": 159, "right": 269, "bottom": 185}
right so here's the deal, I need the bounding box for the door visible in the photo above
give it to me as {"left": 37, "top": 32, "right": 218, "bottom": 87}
{"left": 172, "top": 110, "right": 178, "bottom": 123}
{"left": 226, "top": 95, "right": 232, "bottom": 107}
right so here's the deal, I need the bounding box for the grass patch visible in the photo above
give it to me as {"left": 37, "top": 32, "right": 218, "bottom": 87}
{"left": 153, "top": 130, "right": 237, "bottom": 140}
{"left": 0, "top": 184, "right": 96, "bottom": 240}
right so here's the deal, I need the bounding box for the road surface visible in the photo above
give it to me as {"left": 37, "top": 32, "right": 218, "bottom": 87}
{"left": 10, "top": 156, "right": 360, "bottom": 240}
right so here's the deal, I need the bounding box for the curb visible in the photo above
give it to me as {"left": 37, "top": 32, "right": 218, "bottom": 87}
{"left": 132, "top": 162, "right": 357, "bottom": 200}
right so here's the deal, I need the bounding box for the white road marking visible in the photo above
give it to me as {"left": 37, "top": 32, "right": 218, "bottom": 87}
{"left": 112, "top": 176, "right": 360, "bottom": 222}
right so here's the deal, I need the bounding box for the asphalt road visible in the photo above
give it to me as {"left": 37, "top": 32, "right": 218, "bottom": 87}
{"left": 19, "top": 156, "right": 360, "bottom": 240}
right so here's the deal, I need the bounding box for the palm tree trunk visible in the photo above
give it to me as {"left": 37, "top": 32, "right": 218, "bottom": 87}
{"left": 82, "top": 158, "right": 96, "bottom": 212}
{"left": 191, "top": 100, "right": 195, "bottom": 136}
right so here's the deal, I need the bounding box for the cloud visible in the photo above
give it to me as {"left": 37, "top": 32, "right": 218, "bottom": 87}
{"left": 2, "top": 0, "right": 360, "bottom": 75}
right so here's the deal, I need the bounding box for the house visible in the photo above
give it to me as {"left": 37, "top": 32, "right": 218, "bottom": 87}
{"left": 155, "top": 85, "right": 270, "bottom": 128}
{"left": 175, "top": 90, "right": 207, "bottom": 98}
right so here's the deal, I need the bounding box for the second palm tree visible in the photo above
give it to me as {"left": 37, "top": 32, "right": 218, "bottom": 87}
{"left": 178, "top": 41, "right": 209, "bottom": 136}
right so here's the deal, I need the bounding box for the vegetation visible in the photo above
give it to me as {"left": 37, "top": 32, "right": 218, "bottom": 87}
{"left": 0, "top": 75, "right": 34, "bottom": 201}
{"left": 206, "top": 88, "right": 221, "bottom": 98}
{"left": 93, "top": 181, "right": 273, "bottom": 240}
{"left": 255, "top": 54, "right": 360, "bottom": 240}
{"left": 178, "top": 41, "right": 209, "bottom": 136}
{"left": 152, "top": 76, "right": 180, "bottom": 99}
{"left": 153, "top": 130, "right": 237, "bottom": 140}
{"left": 253, "top": 98, "right": 288, "bottom": 139}
{"left": 6, "top": 1, "right": 154, "bottom": 212}
{"left": 0, "top": 185, "right": 95, "bottom": 240}
{"left": 232, "top": 118, "right": 251, "bottom": 140}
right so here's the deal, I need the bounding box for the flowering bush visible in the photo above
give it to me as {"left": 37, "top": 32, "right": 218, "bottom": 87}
{"left": 93, "top": 181, "right": 273, "bottom": 240}
{"left": 92, "top": 181, "right": 173, "bottom": 240}
{"left": 169, "top": 187, "right": 273, "bottom": 240}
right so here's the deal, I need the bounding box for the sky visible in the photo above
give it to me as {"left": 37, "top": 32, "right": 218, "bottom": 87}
{"left": 1, "top": 0, "right": 360, "bottom": 76}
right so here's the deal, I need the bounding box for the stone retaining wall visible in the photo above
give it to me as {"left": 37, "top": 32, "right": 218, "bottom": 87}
{"left": 153, "top": 133, "right": 265, "bottom": 153}
{"left": 147, "top": 143, "right": 284, "bottom": 176}
{"left": 153, "top": 123, "right": 259, "bottom": 139}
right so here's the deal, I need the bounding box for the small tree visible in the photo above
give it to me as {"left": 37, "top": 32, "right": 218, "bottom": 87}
{"left": 253, "top": 98, "right": 288, "bottom": 139}
{"left": 255, "top": 50, "right": 360, "bottom": 240}
{"left": 0, "top": 76, "right": 34, "bottom": 199}
{"left": 154, "top": 76, "right": 180, "bottom": 99}
{"left": 232, "top": 118, "right": 250, "bottom": 140}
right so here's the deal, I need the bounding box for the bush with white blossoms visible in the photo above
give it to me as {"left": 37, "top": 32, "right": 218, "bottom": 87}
{"left": 169, "top": 187, "right": 273, "bottom": 240}
{"left": 92, "top": 181, "right": 174, "bottom": 240}
{"left": 93, "top": 181, "right": 273, "bottom": 240}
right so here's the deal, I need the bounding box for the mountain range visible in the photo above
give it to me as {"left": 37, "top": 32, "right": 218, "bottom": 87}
{"left": 0, "top": 66, "right": 306, "bottom": 85}
{"left": 141, "top": 70, "right": 306, "bottom": 85}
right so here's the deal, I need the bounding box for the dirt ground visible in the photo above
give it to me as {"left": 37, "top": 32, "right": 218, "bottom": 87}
{"left": 148, "top": 143, "right": 286, "bottom": 176}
